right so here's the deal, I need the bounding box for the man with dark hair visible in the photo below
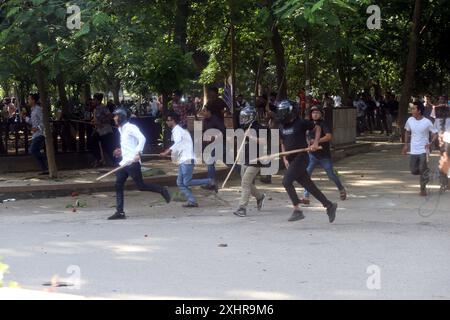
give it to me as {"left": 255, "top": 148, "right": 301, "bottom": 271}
{"left": 172, "top": 90, "right": 189, "bottom": 128}
{"left": 24, "top": 93, "right": 48, "bottom": 175}
{"left": 160, "top": 111, "right": 217, "bottom": 208}
{"left": 302, "top": 106, "right": 346, "bottom": 204}
{"left": 402, "top": 101, "right": 438, "bottom": 196}
{"left": 108, "top": 108, "right": 171, "bottom": 220}
{"left": 91, "top": 93, "right": 115, "bottom": 167}
{"left": 201, "top": 104, "right": 226, "bottom": 185}
{"left": 205, "top": 86, "right": 228, "bottom": 119}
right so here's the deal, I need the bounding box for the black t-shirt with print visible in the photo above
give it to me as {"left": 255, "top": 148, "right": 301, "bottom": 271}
{"left": 280, "top": 118, "right": 315, "bottom": 161}
{"left": 308, "top": 121, "right": 332, "bottom": 159}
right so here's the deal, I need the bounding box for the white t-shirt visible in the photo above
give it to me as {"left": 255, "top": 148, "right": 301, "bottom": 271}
{"left": 404, "top": 117, "right": 438, "bottom": 155}
{"left": 170, "top": 124, "right": 195, "bottom": 164}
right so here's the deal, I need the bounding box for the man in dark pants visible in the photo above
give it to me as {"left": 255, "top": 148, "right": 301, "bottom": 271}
{"left": 402, "top": 101, "right": 438, "bottom": 196}
{"left": 24, "top": 93, "right": 48, "bottom": 175}
{"left": 277, "top": 100, "right": 337, "bottom": 223}
{"left": 91, "top": 93, "right": 116, "bottom": 167}
{"left": 302, "top": 106, "right": 346, "bottom": 204}
{"left": 108, "top": 108, "right": 171, "bottom": 220}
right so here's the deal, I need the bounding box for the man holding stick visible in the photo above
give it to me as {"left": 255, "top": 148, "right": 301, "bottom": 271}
{"left": 233, "top": 106, "right": 267, "bottom": 217}
{"left": 302, "top": 106, "right": 347, "bottom": 204}
{"left": 108, "top": 108, "right": 171, "bottom": 220}
{"left": 277, "top": 100, "right": 338, "bottom": 223}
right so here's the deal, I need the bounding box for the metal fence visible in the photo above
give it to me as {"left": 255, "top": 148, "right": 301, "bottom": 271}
{"left": 0, "top": 117, "right": 162, "bottom": 156}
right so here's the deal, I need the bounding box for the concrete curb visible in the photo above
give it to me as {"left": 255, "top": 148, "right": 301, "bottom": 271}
{"left": 0, "top": 168, "right": 230, "bottom": 200}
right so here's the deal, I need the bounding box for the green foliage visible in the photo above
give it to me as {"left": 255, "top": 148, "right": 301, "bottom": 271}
{"left": 0, "top": 0, "right": 449, "bottom": 107}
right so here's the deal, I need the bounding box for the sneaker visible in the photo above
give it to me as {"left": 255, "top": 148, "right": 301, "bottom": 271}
{"left": 108, "top": 212, "right": 126, "bottom": 220}
{"left": 288, "top": 210, "right": 305, "bottom": 222}
{"left": 233, "top": 207, "right": 247, "bottom": 217}
{"left": 182, "top": 202, "right": 199, "bottom": 208}
{"left": 161, "top": 186, "right": 171, "bottom": 203}
{"left": 256, "top": 194, "right": 266, "bottom": 211}
{"left": 326, "top": 203, "right": 337, "bottom": 223}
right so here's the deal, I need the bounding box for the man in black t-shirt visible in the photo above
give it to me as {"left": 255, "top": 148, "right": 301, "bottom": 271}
{"left": 277, "top": 100, "right": 338, "bottom": 223}
{"left": 303, "top": 106, "right": 346, "bottom": 204}
{"left": 202, "top": 104, "right": 226, "bottom": 187}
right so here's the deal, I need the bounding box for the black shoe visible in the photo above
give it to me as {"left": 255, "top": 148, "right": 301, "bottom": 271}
{"left": 108, "top": 212, "right": 126, "bottom": 220}
{"left": 256, "top": 194, "right": 266, "bottom": 211}
{"left": 326, "top": 203, "right": 337, "bottom": 223}
{"left": 233, "top": 207, "right": 247, "bottom": 217}
{"left": 39, "top": 171, "right": 49, "bottom": 175}
{"left": 288, "top": 210, "right": 305, "bottom": 222}
{"left": 182, "top": 202, "right": 199, "bottom": 208}
{"left": 161, "top": 186, "right": 171, "bottom": 203}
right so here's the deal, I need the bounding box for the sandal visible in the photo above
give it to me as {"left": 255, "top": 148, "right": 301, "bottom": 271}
{"left": 300, "top": 198, "right": 310, "bottom": 205}
{"left": 340, "top": 189, "right": 347, "bottom": 201}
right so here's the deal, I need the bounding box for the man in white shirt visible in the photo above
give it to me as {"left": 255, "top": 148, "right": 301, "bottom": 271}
{"left": 402, "top": 101, "right": 438, "bottom": 196}
{"left": 160, "top": 112, "right": 217, "bottom": 208}
{"left": 108, "top": 108, "right": 171, "bottom": 220}
{"left": 25, "top": 93, "right": 48, "bottom": 175}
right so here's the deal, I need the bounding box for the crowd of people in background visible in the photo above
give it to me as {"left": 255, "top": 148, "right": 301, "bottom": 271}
{"left": 1, "top": 88, "right": 449, "bottom": 187}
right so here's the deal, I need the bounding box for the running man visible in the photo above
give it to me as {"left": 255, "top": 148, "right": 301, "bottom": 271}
{"left": 108, "top": 108, "right": 171, "bottom": 220}
{"left": 277, "top": 100, "right": 338, "bottom": 223}
{"left": 302, "top": 106, "right": 346, "bottom": 204}
{"left": 402, "top": 101, "right": 438, "bottom": 196}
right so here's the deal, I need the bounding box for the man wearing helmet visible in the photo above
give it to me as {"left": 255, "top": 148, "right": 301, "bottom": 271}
{"left": 108, "top": 108, "right": 171, "bottom": 220}
{"left": 233, "top": 106, "right": 267, "bottom": 217}
{"left": 277, "top": 100, "right": 338, "bottom": 223}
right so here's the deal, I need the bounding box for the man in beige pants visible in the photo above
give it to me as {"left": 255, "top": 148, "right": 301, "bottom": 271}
{"left": 233, "top": 106, "right": 267, "bottom": 217}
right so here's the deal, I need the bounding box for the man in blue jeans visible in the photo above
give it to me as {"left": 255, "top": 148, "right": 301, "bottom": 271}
{"left": 160, "top": 112, "right": 217, "bottom": 208}
{"left": 24, "top": 93, "right": 48, "bottom": 175}
{"left": 302, "top": 106, "right": 346, "bottom": 205}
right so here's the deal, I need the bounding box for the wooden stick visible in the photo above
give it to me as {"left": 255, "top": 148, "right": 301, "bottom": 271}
{"left": 221, "top": 122, "right": 255, "bottom": 189}
{"left": 141, "top": 154, "right": 171, "bottom": 158}
{"left": 96, "top": 162, "right": 132, "bottom": 181}
{"left": 251, "top": 146, "right": 322, "bottom": 163}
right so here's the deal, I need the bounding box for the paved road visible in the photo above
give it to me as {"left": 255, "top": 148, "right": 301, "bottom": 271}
{"left": 1, "top": 144, "right": 449, "bottom": 299}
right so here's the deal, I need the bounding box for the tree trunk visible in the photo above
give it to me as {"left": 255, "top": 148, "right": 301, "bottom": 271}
{"left": 398, "top": 0, "right": 422, "bottom": 128}
{"left": 230, "top": 19, "right": 237, "bottom": 117}
{"left": 254, "top": 54, "right": 265, "bottom": 105}
{"left": 336, "top": 47, "right": 352, "bottom": 102}
{"left": 174, "top": 0, "right": 189, "bottom": 53}
{"left": 271, "top": 22, "right": 287, "bottom": 100}
{"left": 56, "top": 73, "right": 70, "bottom": 118}
{"left": 82, "top": 83, "right": 92, "bottom": 105}
{"left": 112, "top": 78, "right": 121, "bottom": 105}
{"left": 33, "top": 46, "right": 58, "bottom": 178}
{"left": 304, "top": 29, "right": 312, "bottom": 118}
